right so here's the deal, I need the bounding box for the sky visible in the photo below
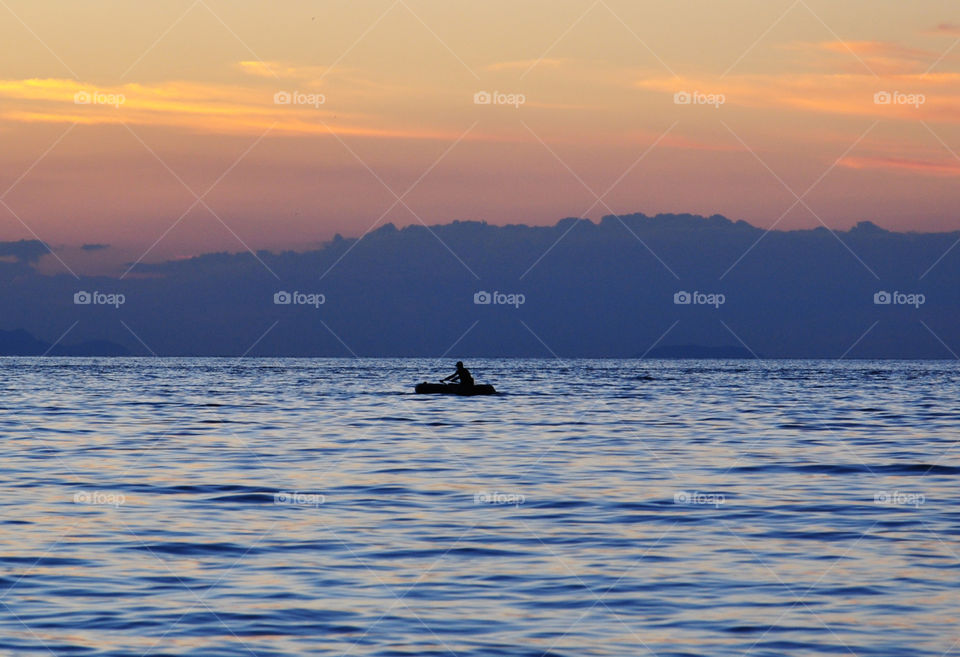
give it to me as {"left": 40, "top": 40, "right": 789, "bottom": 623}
{"left": 1, "top": 0, "right": 959, "bottom": 274}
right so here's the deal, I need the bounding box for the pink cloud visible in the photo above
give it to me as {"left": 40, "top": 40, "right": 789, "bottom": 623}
{"left": 930, "top": 23, "right": 960, "bottom": 36}
{"left": 840, "top": 155, "right": 960, "bottom": 176}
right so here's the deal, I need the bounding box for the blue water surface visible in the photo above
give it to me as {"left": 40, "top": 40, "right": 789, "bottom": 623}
{"left": 0, "top": 358, "right": 957, "bottom": 656}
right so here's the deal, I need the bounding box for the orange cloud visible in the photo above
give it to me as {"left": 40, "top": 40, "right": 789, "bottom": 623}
{"left": 636, "top": 72, "right": 960, "bottom": 122}
{"left": 0, "top": 78, "right": 462, "bottom": 141}
{"left": 237, "top": 60, "right": 334, "bottom": 79}
{"left": 820, "top": 40, "right": 932, "bottom": 61}
{"left": 840, "top": 155, "right": 960, "bottom": 176}
{"left": 788, "top": 40, "right": 935, "bottom": 75}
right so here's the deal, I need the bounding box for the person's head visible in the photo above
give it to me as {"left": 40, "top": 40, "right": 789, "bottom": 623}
{"left": 456, "top": 361, "right": 464, "bottom": 368}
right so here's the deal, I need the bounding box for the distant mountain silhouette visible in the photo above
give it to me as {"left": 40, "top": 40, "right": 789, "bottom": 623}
{"left": 0, "top": 329, "right": 128, "bottom": 356}
{"left": 1, "top": 212, "right": 958, "bottom": 358}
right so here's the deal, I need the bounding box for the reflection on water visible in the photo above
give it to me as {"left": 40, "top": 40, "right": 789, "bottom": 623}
{"left": 0, "top": 358, "right": 958, "bottom": 656}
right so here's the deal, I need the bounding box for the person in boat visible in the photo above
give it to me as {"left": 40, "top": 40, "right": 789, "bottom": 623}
{"left": 442, "top": 361, "right": 474, "bottom": 387}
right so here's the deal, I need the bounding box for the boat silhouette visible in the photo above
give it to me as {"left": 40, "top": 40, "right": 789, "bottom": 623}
{"left": 415, "top": 382, "right": 497, "bottom": 396}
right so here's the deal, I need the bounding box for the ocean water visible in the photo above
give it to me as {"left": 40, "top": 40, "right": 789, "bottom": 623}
{"left": 0, "top": 358, "right": 958, "bottom": 657}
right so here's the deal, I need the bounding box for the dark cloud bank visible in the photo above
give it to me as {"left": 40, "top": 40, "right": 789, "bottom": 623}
{"left": 1, "top": 213, "right": 957, "bottom": 358}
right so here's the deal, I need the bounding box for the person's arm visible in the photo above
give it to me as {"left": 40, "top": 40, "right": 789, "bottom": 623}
{"left": 441, "top": 372, "right": 457, "bottom": 382}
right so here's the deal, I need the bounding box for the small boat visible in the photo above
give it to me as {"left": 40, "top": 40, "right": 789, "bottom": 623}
{"left": 415, "top": 382, "right": 497, "bottom": 396}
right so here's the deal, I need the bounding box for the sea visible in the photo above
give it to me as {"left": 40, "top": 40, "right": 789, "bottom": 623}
{"left": 0, "top": 358, "right": 957, "bottom": 657}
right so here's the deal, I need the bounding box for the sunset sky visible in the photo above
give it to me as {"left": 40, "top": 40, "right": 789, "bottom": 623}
{"left": 1, "top": 0, "right": 959, "bottom": 273}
